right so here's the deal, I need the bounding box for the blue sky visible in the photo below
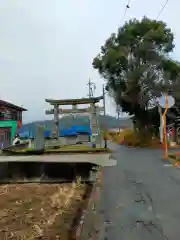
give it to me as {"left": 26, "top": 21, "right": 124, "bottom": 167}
{"left": 0, "top": 0, "right": 178, "bottom": 122}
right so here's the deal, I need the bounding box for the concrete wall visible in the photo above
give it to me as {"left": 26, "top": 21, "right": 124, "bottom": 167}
{"left": 0, "top": 161, "right": 96, "bottom": 182}
{"left": 76, "top": 172, "right": 105, "bottom": 239}
{"left": 77, "top": 134, "right": 89, "bottom": 142}
{"left": 0, "top": 162, "right": 9, "bottom": 180}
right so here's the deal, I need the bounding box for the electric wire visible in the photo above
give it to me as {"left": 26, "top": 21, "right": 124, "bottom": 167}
{"left": 120, "top": 0, "right": 133, "bottom": 23}
{"left": 156, "top": 0, "right": 169, "bottom": 20}
{"left": 105, "top": 0, "right": 169, "bottom": 114}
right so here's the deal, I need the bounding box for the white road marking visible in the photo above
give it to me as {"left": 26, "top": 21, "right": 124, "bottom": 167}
{"left": 164, "top": 164, "right": 173, "bottom": 167}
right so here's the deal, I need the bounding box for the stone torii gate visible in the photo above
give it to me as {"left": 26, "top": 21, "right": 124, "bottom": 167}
{"left": 45, "top": 96, "right": 104, "bottom": 146}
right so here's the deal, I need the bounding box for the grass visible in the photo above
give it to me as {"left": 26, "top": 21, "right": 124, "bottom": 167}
{"left": 0, "top": 182, "right": 89, "bottom": 239}
{"left": 47, "top": 145, "right": 95, "bottom": 151}
{"left": 169, "top": 153, "right": 180, "bottom": 162}
{"left": 45, "top": 145, "right": 110, "bottom": 153}
{"left": 2, "top": 144, "right": 111, "bottom": 155}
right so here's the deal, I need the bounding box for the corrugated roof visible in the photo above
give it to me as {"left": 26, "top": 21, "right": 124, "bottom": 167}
{"left": 0, "top": 100, "right": 27, "bottom": 111}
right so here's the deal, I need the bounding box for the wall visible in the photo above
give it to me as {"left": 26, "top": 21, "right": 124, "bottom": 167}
{"left": 0, "top": 121, "right": 17, "bottom": 143}
{"left": 0, "top": 104, "right": 23, "bottom": 134}
{"left": 0, "top": 105, "right": 22, "bottom": 122}
{"left": 77, "top": 134, "right": 90, "bottom": 142}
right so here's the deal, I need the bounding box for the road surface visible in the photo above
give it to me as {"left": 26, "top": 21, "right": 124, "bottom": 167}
{"left": 102, "top": 143, "right": 180, "bottom": 240}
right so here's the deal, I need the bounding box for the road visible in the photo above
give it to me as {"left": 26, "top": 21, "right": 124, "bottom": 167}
{"left": 102, "top": 143, "right": 180, "bottom": 240}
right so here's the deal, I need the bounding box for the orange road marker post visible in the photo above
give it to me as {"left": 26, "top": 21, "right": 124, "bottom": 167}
{"left": 158, "top": 93, "right": 175, "bottom": 160}
{"left": 163, "top": 93, "right": 168, "bottom": 159}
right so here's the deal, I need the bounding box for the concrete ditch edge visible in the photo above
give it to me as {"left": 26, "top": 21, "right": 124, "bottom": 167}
{"left": 75, "top": 168, "right": 105, "bottom": 240}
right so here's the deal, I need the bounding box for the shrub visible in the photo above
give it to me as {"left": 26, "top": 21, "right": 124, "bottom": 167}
{"left": 111, "top": 128, "right": 161, "bottom": 148}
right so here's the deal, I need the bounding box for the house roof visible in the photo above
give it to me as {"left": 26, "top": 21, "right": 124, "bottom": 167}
{"left": 0, "top": 100, "right": 27, "bottom": 111}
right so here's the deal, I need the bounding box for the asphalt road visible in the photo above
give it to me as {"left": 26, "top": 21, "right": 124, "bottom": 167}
{"left": 102, "top": 143, "right": 180, "bottom": 240}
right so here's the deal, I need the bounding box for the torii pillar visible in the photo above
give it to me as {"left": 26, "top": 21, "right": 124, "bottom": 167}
{"left": 53, "top": 104, "right": 59, "bottom": 139}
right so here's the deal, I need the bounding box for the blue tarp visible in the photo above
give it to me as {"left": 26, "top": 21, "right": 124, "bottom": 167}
{"left": 44, "top": 130, "right": 51, "bottom": 138}
{"left": 19, "top": 125, "right": 92, "bottom": 138}
{"left": 60, "top": 129, "right": 77, "bottom": 136}
{"left": 60, "top": 125, "right": 91, "bottom": 136}
{"left": 72, "top": 125, "right": 91, "bottom": 134}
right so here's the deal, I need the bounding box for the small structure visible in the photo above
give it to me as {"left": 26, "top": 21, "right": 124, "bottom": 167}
{"left": 0, "top": 100, "right": 27, "bottom": 148}
{"left": 45, "top": 96, "right": 104, "bottom": 147}
{"left": 35, "top": 125, "right": 45, "bottom": 151}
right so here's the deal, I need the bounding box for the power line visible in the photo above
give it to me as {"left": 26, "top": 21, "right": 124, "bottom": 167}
{"left": 156, "top": 0, "right": 169, "bottom": 20}
{"left": 120, "top": 0, "right": 132, "bottom": 23}
{"left": 140, "top": 0, "right": 170, "bottom": 104}
{"left": 107, "top": 0, "right": 169, "bottom": 114}
{"left": 127, "top": 0, "right": 133, "bottom": 7}
{"left": 121, "top": 0, "right": 169, "bottom": 25}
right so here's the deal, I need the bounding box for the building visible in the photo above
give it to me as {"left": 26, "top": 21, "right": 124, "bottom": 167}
{"left": 0, "top": 100, "right": 27, "bottom": 148}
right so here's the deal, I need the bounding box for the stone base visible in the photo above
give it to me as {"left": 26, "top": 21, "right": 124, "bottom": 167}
{"left": 169, "top": 142, "right": 176, "bottom": 147}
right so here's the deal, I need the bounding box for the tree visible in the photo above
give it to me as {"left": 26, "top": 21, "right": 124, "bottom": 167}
{"left": 93, "top": 17, "right": 180, "bottom": 131}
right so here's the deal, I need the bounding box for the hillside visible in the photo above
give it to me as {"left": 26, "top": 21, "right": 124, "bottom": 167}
{"left": 21, "top": 115, "right": 132, "bottom": 133}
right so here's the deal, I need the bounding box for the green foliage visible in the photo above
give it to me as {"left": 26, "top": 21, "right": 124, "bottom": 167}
{"left": 93, "top": 17, "right": 180, "bottom": 127}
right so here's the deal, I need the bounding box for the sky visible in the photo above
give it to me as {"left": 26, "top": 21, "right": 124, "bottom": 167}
{"left": 0, "top": 0, "right": 179, "bottom": 122}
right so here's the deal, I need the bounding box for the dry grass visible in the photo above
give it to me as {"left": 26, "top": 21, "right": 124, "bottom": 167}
{"left": 108, "top": 129, "right": 161, "bottom": 148}
{"left": 169, "top": 153, "right": 180, "bottom": 161}
{"left": 168, "top": 153, "right": 180, "bottom": 167}
{"left": 0, "top": 182, "right": 86, "bottom": 239}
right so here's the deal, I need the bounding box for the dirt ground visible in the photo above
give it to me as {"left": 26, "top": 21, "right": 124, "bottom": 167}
{"left": 0, "top": 183, "right": 86, "bottom": 239}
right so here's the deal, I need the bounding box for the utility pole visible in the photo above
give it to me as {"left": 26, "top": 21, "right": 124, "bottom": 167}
{"left": 87, "top": 78, "right": 97, "bottom": 147}
{"left": 117, "top": 106, "right": 121, "bottom": 133}
{"left": 87, "top": 78, "right": 96, "bottom": 98}
{"left": 103, "top": 84, "right": 107, "bottom": 148}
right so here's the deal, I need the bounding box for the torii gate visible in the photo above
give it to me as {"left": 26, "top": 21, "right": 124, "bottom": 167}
{"left": 45, "top": 96, "right": 104, "bottom": 146}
